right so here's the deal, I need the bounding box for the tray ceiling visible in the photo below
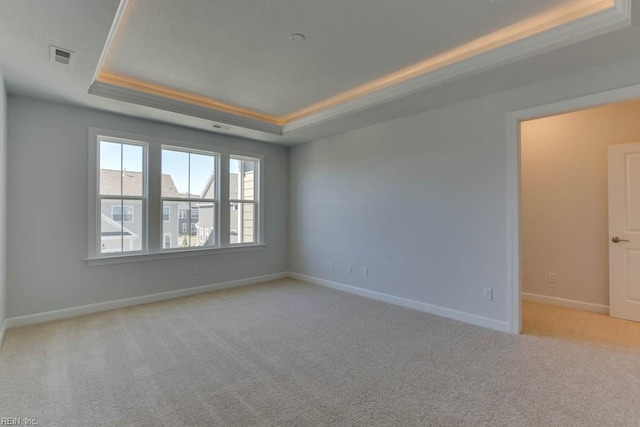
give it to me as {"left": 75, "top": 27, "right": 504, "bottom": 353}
{"left": 103, "top": 0, "right": 599, "bottom": 117}
{"left": 0, "top": 0, "right": 634, "bottom": 144}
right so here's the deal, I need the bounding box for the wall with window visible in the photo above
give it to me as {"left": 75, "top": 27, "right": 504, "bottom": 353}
{"left": 0, "top": 70, "right": 7, "bottom": 334}
{"left": 289, "top": 52, "right": 640, "bottom": 325}
{"left": 5, "top": 96, "right": 288, "bottom": 318}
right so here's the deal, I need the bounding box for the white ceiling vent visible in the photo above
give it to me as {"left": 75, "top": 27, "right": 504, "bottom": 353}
{"left": 49, "top": 46, "right": 75, "bottom": 66}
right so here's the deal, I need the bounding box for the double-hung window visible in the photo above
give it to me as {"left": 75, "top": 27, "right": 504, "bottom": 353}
{"left": 230, "top": 156, "right": 259, "bottom": 244}
{"left": 89, "top": 129, "right": 261, "bottom": 263}
{"left": 161, "top": 147, "right": 217, "bottom": 249}
{"left": 97, "top": 139, "right": 146, "bottom": 254}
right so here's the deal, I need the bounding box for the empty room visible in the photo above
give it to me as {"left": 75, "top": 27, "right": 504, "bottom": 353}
{"left": 1, "top": 0, "right": 640, "bottom": 425}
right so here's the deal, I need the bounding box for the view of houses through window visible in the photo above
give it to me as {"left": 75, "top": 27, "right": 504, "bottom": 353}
{"left": 230, "top": 156, "right": 256, "bottom": 244}
{"left": 161, "top": 147, "right": 216, "bottom": 249}
{"left": 97, "top": 137, "right": 259, "bottom": 256}
{"left": 99, "top": 140, "right": 145, "bottom": 254}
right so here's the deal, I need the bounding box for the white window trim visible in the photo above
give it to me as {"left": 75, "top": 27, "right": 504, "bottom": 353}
{"left": 181, "top": 222, "right": 187, "bottom": 233}
{"left": 161, "top": 144, "right": 218, "bottom": 251}
{"left": 229, "top": 155, "right": 260, "bottom": 246}
{"left": 179, "top": 209, "right": 187, "bottom": 219}
{"left": 163, "top": 206, "right": 171, "bottom": 222}
{"left": 163, "top": 232, "right": 172, "bottom": 249}
{"left": 87, "top": 128, "right": 264, "bottom": 265}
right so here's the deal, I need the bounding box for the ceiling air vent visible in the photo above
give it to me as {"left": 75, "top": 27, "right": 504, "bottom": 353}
{"left": 49, "top": 46, "right": 75, "bottom": 66}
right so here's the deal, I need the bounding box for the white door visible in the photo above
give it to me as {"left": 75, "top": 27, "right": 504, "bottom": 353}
{"left": 609, "top": 141, "right": 640, "bottom": 322}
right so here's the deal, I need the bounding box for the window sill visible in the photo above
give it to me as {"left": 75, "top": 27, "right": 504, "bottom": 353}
{"left": 86, "top": 244, "right": 265, "bottom": 266}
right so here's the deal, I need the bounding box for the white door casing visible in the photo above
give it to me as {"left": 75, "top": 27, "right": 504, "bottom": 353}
{"left": 608, "top": 141, "right": 640, "bottom": 322}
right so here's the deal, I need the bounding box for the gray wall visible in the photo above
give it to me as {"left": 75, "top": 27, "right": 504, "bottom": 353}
{"left": 0, "top": 70, "right": 6, "bottom": 329}
{"left": 6, "top": 96, "right": 288, "bottom": 318}
{"left": 289, "top": 52, "right": 640, "bottom": 323}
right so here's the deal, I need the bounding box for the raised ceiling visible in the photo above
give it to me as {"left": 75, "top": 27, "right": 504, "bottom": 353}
{"left": 103, "top": 0, "right": 598, "bottom": 117}
{"left": 0, "top": 0, "right": 636, "bottom": 144}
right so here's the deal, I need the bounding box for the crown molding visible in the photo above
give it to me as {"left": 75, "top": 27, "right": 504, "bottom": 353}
{"left": 283, "top": 0, "right": 630, "bottom": 133}
{"left": 88, "top": 80, "right": 283, "bottom": 135}
{"left": 88, "top": 0, "right": 630, "bottom": 136}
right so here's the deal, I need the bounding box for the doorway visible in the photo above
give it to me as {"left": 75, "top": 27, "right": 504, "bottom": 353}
{"left": 518, "top": 101, "right": 640, "bottom": 345}
{"left": 507, "top": 83, "right": 640, "bottom": 336}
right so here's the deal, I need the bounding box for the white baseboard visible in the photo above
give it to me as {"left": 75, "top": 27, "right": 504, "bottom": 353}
{"left": 522, "top": 292, "right": 609, "bottom": 314}
{"left": 5, "top": 272, "right": 288, "bottom": 329}
{"left": 0, "top": 319, "right": 7, "bottom": 349}
{"left": 288, "top": 272, "right": 510, "bottom": 333}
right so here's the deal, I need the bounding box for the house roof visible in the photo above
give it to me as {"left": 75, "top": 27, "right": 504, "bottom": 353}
{"left": 100, "top": 213, "right": 137, "bottom": 237}
{"left": 100, "top": 169, "right": 181, "bottom": 198}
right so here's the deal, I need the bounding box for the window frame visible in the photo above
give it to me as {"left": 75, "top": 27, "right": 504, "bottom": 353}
{"left": 229, "top": 154, "right": 260, "bottom": 246}
{"left": 87, "top": 128, "right": 264, "bottom": 265}
{"left": 162, "top": 206, "right": 171, "bottom": 222}
{"left": 160, "top": 144, "right": 219, "bottom": 251}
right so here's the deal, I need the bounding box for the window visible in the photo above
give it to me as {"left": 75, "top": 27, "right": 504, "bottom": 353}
{"left": 98, "top": 139, "right": 145, "bottom": 254}
{"left": 161, "top": 147, "right": 216, "bottom": 249}
{"left": 111, "top": 205, "right": 134, "bottom": 223}
{"left": 89, "top": 129, "right": 261, "bottom": 263}
{"left": 230, "top": 156, "right": 259, "bottom": 244}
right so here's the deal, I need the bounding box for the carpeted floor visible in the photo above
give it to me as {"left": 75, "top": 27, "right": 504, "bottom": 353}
{"left": 523, "top": 300, "right": 640, "bottom": 350}
{"left": 1, "top": 279, "right": 640, "bottom": 426}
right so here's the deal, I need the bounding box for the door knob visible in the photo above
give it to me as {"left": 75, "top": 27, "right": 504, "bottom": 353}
{"left": 612, "top": 236, "right": 630, "bottom": 243}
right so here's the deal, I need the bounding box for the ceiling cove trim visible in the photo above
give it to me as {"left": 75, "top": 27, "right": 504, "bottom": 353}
{"left": 88, "top": 79, "right": 283, "bottom": 134}
{"left": 90, "top": 0, "right": 630, "bottom": 134}
{"left": 93, "top": 72, "right": 283, "bottom": 125}
{"left": 284, "top": 0, "right": 630, "bottom": 132}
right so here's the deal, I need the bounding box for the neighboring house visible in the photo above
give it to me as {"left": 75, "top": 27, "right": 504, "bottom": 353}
{"left": 177, "top": 204, "right": 198, "bottom": 240}
{"left": 197, "top": 167, "right": 254, "bottom": 245}
{"left": 100, "top": 168, "right": 254, "bottom": 250}
{"left": 100, "top": 169, "right": 183, "bottom": 251}
{"left": 100, "top": 213, "right": 139, "bottom": 253}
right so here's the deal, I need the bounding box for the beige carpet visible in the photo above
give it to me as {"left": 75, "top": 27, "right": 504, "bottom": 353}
{"left": 523, "top": 300, "right": 640, "bottom": 350}
{"left": 1, "top": 279, "right": 640, "bottom": 426}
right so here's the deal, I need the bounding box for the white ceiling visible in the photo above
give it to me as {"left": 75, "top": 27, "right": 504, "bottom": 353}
{"left": 105, "top": 0, "right": 588, "bottom": 116}
{"left": 0, "top": 0, "right": 639, "bottom": 145}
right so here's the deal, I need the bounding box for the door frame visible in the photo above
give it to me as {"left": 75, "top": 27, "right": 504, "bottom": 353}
{"left": 506, "top": 82, "right": 640, "bottom": 335}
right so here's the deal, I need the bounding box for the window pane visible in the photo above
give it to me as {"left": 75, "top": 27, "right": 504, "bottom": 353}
{"left": 230, "top": 202, "right": 255, "bottom": 244}
{"left": 190, "top": 153, "right": 216, "bottom": 199}
{"left": 230, "top": 157, "right": 257, "bottom": 201}
{"left": 162, "top": 201, "right": 180, "bottom": 249}
{"left": 101, "top": 199, "right": 142, "bottom": 253}
{"left": 100, "top": 141, "right": 144, "bottom": 197}
{"left": 99, "top": 141, "right": 122, "bottom": 196}
{"left": 192, "top": 201, "right": 215, "bottom": 247}
{"left": 162, "top": 149, "right": 189, "bottom": 198}
{"left": 122, "top": 144, "right": 143, "bottom": 197}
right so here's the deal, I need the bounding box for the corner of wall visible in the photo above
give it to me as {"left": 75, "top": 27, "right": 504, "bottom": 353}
{"left": 0, "top": 68, "right": 8, "bottom": 349}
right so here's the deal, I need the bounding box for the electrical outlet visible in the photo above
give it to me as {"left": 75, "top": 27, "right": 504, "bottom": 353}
{"left": 347, "top": 264, "right": 352, "bottom": 274}
{"left": 362, "top": 267, "right": 368, "bottom": 277}
{"left": 483, "top": 287, "right": 493, "bottom": 301}
{"left": 192, "top": 265, "right": 198, "bottom": 274}
{"left": 548, "top": 273, "right": 557, "bottom": 284}
{"left": 329, "top": 261, "right": 333, "bottom": 270}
